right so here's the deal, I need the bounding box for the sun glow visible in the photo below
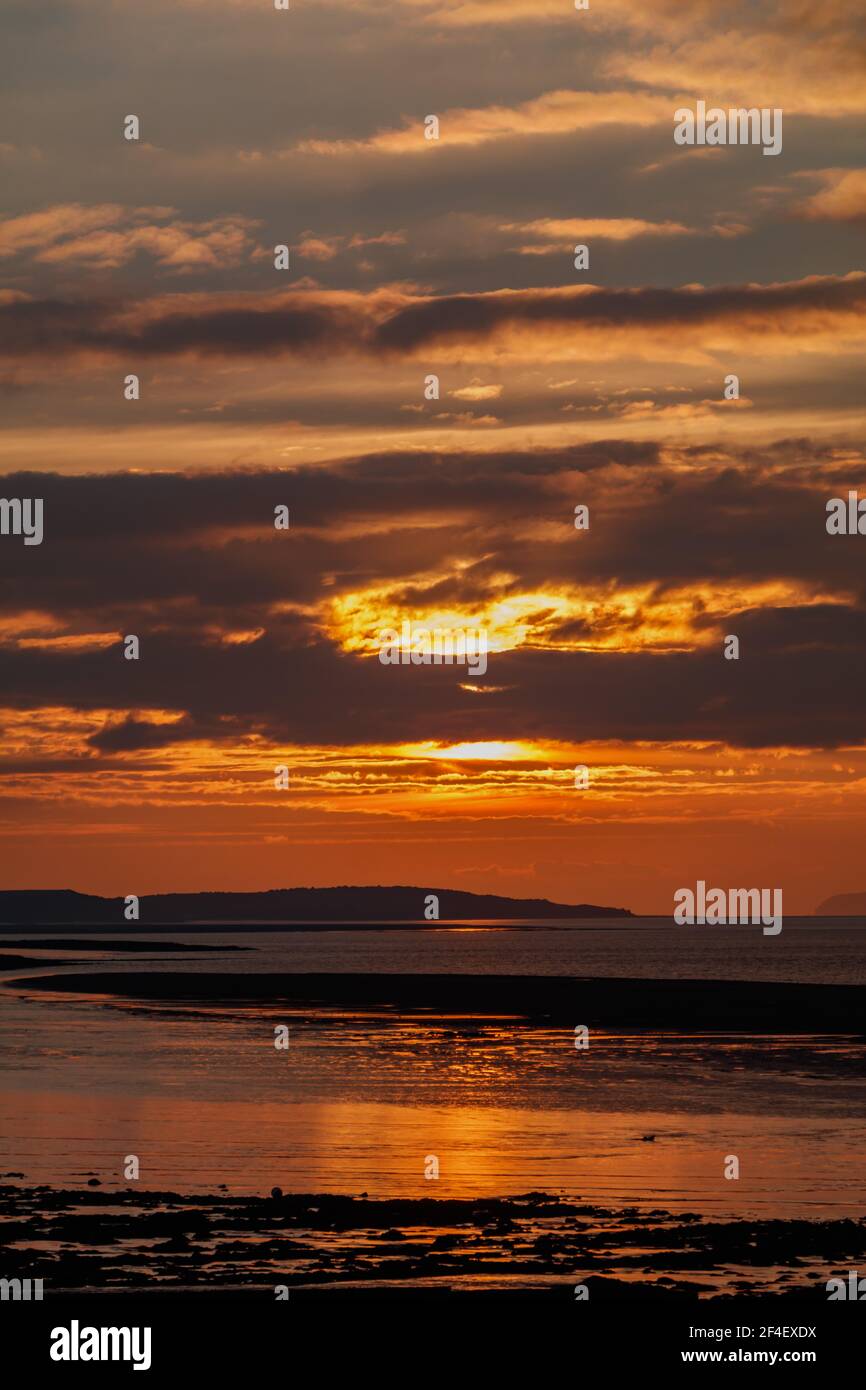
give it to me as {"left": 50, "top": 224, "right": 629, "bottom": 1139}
{"left": 325, "top": 579, "right": 841, "bottom": 656}
{"left": 399, "top": 740, "right": 542, "bottom": 761}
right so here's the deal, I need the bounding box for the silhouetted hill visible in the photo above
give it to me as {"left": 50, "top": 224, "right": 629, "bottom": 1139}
{"left": 815, "top": 892, "right": 866, "bottom": 915}
{"left": 0, "top": 887, "right": 632, "bottom": 927}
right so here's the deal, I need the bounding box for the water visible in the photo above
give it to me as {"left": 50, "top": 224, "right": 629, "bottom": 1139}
{"left": 1, "top": 920, "right": 865, "bottom": 1217}
{"left": 3, "top": 916, "right": 865, "bottom": 982}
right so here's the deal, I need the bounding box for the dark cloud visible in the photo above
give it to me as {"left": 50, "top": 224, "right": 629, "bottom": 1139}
{"left": 3, "top": 274, "right": 864, "bottom": 361}
{"left": 0, "top": 293, "right": 365, "bottom": 360}
{"left": 1, "top": 448, "right": 865, "bottom": 750}
{"left": 0, "top": 605, "right": 864, "bottom": 750}
{"left": 371, "top": 275, "right": 866, "bottom": 352}
{"left": 1, "top": 437, "right": 864, "bottom": 601}
{"left": 87, "top": 713, "right": 235, "bottom": 752}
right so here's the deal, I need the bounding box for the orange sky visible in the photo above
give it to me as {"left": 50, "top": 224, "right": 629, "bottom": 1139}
{"left": 1, "top": 0, "right": 864, "bottom": 913}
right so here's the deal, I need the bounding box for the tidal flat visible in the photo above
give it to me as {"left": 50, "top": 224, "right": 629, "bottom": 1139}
{"left": 2, "top": 1183, "right": 864, "bottom": 1301}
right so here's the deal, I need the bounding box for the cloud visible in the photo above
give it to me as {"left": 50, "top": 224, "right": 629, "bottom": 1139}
{"left": 796, "top": 169, "right": 866, "bottom": 223}
{"left": 450, "top": 381, "right": 503, "bottom": 400}
{"left": 0, "top": 204, "right": 133, "bottom": 257}
{"left": 607, "top": 24, "right": 866, "bottom": 118}
{"left": 295, "top": 234, "right": 343, "bottom": 262}
{"left": 614, "top": 396, "right": 753, "bottom": 420}
{"left": 0, "top": 287, "right": 374, "bottom": 362}
{"left": 1, "top": 605, "right": 864, "bottom": 751}
{"left": 369, "top": 274, "right": 866, "bottom": 360}
{"left": 296, "top": 89, "right": 673, "bottom": 155}
{"left": 1, "top": 440, "right": 865, "bottom": 751}
{"left": 501, "top": 217, "right": 695, "bottom": 252}
{"left": 0, "top": 203, "right": 261, "bottom": 272}
{"left": 3, "top": 274, "right": 864, "bottom": 366}
{"left": 371, "top": 0, "right": 727, "bottom": 29}
{"left": 432, "top": 410, "right": 500, "bottom": 425}
{"left": 348, "top": 231, "right": 408, "bottom": 249}
{"left": 296, "top": 229, "right": 407, "bottom": 261}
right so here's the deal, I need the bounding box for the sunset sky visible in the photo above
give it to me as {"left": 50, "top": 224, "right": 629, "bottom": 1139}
{"left": 1, "top": 0, "right": 864, "bottom": 912}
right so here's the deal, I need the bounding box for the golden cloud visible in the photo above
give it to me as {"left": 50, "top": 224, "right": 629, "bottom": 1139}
{"left": 796, "top": 169, "right": 866, "bottom": 223}
{"left": 296, "top": 89, "right": 673, "bottom": 155}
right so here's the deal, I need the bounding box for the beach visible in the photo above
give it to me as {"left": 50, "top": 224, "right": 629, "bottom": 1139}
{"left": 2, "top": 921, "right": 865, "bottom": 1301}
{"left": 4, "top": 1181, "right": 864, "bottom": 1301}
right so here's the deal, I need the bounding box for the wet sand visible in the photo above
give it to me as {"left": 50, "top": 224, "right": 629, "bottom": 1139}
{"left": 0, "top": 939, "right": 250, "bottom": 952}
{"left": 11, "top": 971, "right": 866, "bottom": 1031}
{"left": 4, "top": 947, "right": 864, "bottom": 1297}
{"left": 3, "top": 1182, "right": 863, "bottom": 1300}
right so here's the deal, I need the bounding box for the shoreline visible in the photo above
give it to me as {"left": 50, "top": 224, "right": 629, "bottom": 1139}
{"left": 9, "top": 971, "right": 866, "bottom": 1031}
{"left": 3, "top": 916, "right": 865, "bottom": 934}
{"left": 3, "top": 1183, "right": 863, "bottom": 1302}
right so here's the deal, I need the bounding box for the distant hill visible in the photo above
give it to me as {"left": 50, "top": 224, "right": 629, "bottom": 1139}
{"left": 0, "top": 887, "right": 632, "bottom": 926}
{"left": 814, "top": 892, "right": 866, "bottom": 915}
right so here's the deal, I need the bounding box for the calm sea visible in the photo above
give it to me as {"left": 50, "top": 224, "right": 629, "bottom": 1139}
{"left": 1, "top": 918, "right": 864, "bottom": 1217}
